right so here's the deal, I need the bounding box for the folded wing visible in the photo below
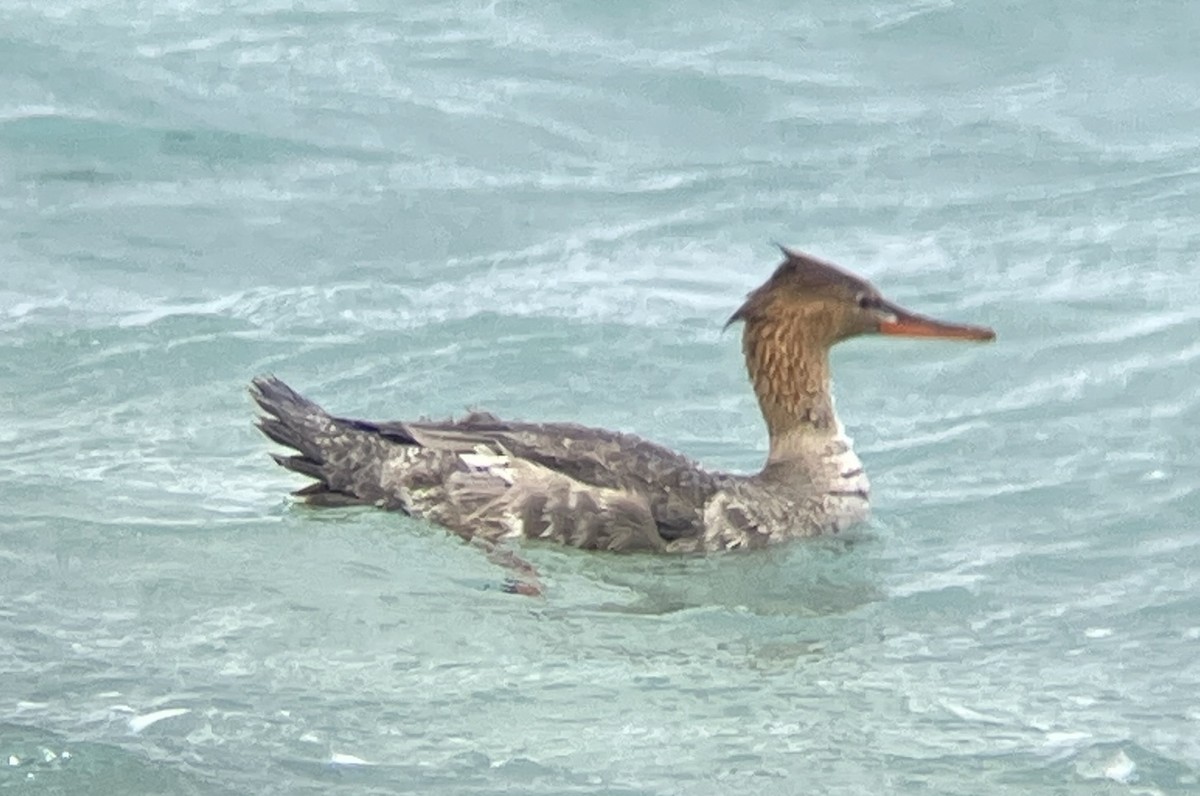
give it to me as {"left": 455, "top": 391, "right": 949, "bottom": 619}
{"left": 251, "top": 377, "right": 722, "bottom": 549}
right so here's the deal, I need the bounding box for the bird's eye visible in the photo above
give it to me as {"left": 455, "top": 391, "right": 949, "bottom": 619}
{"left": 856, "top": 294, "right": 879, "bottom": 310}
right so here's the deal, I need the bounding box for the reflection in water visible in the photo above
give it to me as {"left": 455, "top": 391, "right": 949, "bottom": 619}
{"left": 526, "top": 531, "right": 886, "bottom": 618}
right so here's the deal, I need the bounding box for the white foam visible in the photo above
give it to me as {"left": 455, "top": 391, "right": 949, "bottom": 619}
{"left": 1103, "top": 749, "right": 1137, "bottom": 783}
{"left": 329, "top": 752, "right": 374, "bottom": 766}
{"left": 128, "top": 707, "right": 191, "bottom": 733}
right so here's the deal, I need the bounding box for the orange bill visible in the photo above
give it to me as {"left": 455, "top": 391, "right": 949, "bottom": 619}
{"left": 877, "top": 302, "right": 996, "bottom": 341}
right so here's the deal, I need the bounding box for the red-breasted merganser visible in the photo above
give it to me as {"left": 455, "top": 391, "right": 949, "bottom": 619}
{"left": 251, "top": 247, "right": 994, "bottom": 553}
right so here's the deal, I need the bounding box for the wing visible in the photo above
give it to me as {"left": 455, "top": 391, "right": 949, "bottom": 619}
{"left": 341, "top": 414, "right": 723, "bottom": 540}
{"left": 421, "top": 451, "right": 667, "bottom": 552}
{"left": 252, "top": 377, "right": 674, "bottom": 552}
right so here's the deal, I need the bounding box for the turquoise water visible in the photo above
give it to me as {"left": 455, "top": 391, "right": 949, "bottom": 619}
{"left": 3, "top": 0, "right": 1199, "bottom": 793}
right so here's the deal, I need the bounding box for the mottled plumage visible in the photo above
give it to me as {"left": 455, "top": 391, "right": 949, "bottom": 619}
{"left": 252, "top": 247, "right": 994, "bottom": 553}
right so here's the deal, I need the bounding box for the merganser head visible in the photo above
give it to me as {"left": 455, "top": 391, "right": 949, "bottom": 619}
{"left": 728, "top": 246, "right": 996, "bottom": 441}
{"left": 727, "top": 245, "right": 996, "bottom": 345}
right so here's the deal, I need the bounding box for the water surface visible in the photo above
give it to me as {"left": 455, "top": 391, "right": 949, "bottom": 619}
{"left": 2, "top": 1, "right": 1199, "bottom": 793}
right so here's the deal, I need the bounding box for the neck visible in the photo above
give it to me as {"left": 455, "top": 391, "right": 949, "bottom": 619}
{"left": 741, "top": 316, "right": 839, "bottom": 465}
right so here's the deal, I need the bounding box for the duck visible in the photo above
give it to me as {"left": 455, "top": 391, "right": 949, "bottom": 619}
{"left": 251, "top": 247, "right": 994, "bottom": 554}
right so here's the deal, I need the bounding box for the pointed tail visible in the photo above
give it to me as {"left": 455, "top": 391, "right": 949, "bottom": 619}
{"left": 249, "top": 376, "right": 403, "bottom": 507}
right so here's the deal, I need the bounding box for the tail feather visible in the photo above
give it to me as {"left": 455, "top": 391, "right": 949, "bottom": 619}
{"left": 294, "top": 481, "right": 373, "bottom": 508}
{"left": 250, "top": 375, "right": 404, "bottom": 506}
{"left": 249, "top": 376, "right": 330, "bottom": 460}
{"left": 257, "top": 416, "right": 315, "bottom": 456}
{"left": 270, "top": 452, "right": 325, "bottom": 481}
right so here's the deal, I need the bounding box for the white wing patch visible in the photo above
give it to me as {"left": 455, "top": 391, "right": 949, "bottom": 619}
{"left": 457, "top": 449, "right": 515, "bottom": 485}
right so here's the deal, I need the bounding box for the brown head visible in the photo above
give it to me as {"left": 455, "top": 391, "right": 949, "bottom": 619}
{"left": 728, "top": 246, "right": 995, "bottom": 447}
{"left": 728, "top": 245, "right": 996, "bottom": 345}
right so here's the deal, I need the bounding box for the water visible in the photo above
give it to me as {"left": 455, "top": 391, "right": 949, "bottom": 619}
{"left": 2, "top": 0, "right": 1199, "bottom": 793}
